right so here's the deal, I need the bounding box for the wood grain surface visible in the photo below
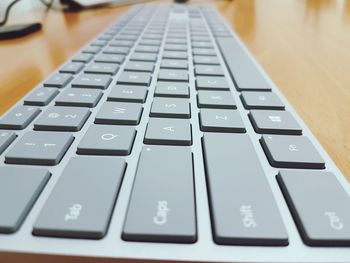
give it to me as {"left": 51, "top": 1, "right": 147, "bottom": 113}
{"left": 0, "top": 0, "right": 349, "bottom": 181}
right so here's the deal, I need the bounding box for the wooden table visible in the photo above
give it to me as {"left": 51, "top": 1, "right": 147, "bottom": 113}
{"left": 0, "top": 0, "right": 349, "bottom": 182}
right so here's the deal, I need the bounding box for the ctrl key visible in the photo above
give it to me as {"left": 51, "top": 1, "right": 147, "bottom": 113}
{"left": 277, "top": 170, "right": 350, "bottom": 246}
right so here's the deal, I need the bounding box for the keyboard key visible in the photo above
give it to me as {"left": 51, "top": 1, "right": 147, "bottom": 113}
{"left": 192, "top": 41, "right": 213, "bottom": 48}
{"left": 5, "top": 131, "right": 74, "bottom": 165}
{"left": 71, "top": 74, "right": 112, "bottom": 90}
{"left": 193, "top": 55, "right": 220, "bottom": 65}
{"left": 109, "top": 40, "right": 134, "bottom": 47}
{"left": 94, "top": 54, "right": 125, "bottom": 64}
{"left": 134, "top": 45, "right": 159, "bottom": 53}
{"left": 59, "top": 62, "right": 84, "bottom": 74}
{"left": 130, "top": 52, "right": 157, "bottom": 62}
{"left": 0, "top": 166, "right": 50, "bottom": 233}
{"left": 155, "top": 82, "right": 189, "bottom": 98}
{"left": 196, "top": 76, "right": 229, "bottom": 90}
{"left": 166, "top": 38, "right": 187, "bottom": 44}
{"left": 108, "top": 85, "right": 147, "bottom": 103}
{"left": 195, "top": 65, "right": 224, "bottom": 76}
{"left": 123, "top": 146, "right": 196, "bottom": 243}
{"left": 0, "top": 105, "right": 40, "bottom": 130}
{"left": 277, "top": 170, "right": 350, "bottom": 246}
{"left": 81, "top": 45, "right": 101, "bottom": 54}
{"left": 192, "top": 48, "right": 216, "bottom": 56}
{"left": 95, "top": 101, "right": 143, "bottom": 125}
{"left": 139, "top": 39, "right": 161, "bottom": 46}
{"left": 34, "top": 106, "right": 90, "bottom": 131}
{"left": 249, "top": 110, "right": 302, "bottom": 135}
{"left": 117, "top": 72, "right": 152, "bottom": 86}
{"left": 162, "top": 51, "right": 188, "bottom": 60}
{"left": 77, "top": 125, "right": 136, "bottom": 155}
{"left": 44, "top": 73, "right": 73, "bottom": 88}
{"left": 200, "top": 109, "right": 245, "bottom": 133}
{"left": 261, "top": 135, "right": 325, "bottom": 169}
{"left": 103, "top": 46, "right": 130, "bottom": 55}
{"left": 24, "top": 87, "right": 59, "bottom": 106}
{"left": 33, "top": 156, "right": 126, "bottom": 239}
{"left": 150, "top": 98, "right": 190, "bottom": 118}
{"left": 55, "top": 88, "right": 102, "bottom": 108}
{"left": 144, "top": 118, "right": 191, "bottom": 145}
{"left": 160, "top": 59, "right": 188, "bottom": 69}
{"left": 197, "top": 90, "right": 236, "bottom": 109}
{"left": 72, "top": 53, "right": 93, "bottom": 63}
{"left": 115, "top": 35, "right": 138, "bottom": 41}
{"left": 241, "top": 91, "right": 285, "bottom": 110}
{"left": 202, "top": 133, "right": 288, "bottom": 245}
{"left": 217, "top": 37, "right": 272, "bottom": 91}
{"left": 90, "top": 39, "right": 108, "bottom": 47}
{"left": 158, "top": 69, "right": 189, "bottom": 82}
{"left": 164, "top": 44, "right": 187, "bottom": 51}
{"left": 124, "top": 61, "right": 154, "bottom": 72}
{"left": 84, "top": 63, "right": 119, "bottom": 75}
{"left": 0, "top": 130, "right": 16, "bottom": 154}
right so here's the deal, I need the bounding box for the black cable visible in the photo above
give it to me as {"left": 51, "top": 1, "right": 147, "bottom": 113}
{"left": 0, "top": 0, "right": 21, "bottom": 26}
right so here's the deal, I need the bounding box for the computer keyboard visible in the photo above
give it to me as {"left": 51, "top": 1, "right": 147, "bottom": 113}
{"left": 0, "top": 3, "right": 350, "bottom": 263}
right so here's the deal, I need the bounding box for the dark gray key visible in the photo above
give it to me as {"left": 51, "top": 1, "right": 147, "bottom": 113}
{"left": 124, "top": 61, "right": 154, "bottom": 72}
{"left": 71, "top": 74, "right": 112, "bottom": 90}
{"left": 194, "top": 55, "right": 220, "bottom": 65}
{"left": 249, "top": 110, "right": 302, "bottom": 135}
{"left": 134, "top": 45, "right": 159, "bottom": 53}
{"left": 94, "top": 54, "right": 125, "bottom": 64}
{"left": 196, "top": 76, "right": 229, "bottom": 90}
{"left": 0, "top": 166, "right": 50, "bottom": 233}
{"left": 241, "top": 91, "right": 285, "bottom": 110}
{"left": 123, "top": 146, "right": 196, "bottom": 243}
{"left": 0, "top": 105, "right": 40, "bottom": 130}
{"left": 203, "top": 133, "right": 288, "bottom": 245}
{"left": 44, "top": 73, "right": 73, "bottom": 88}
{"left": 34, "top": 106, "right": 90, "bottom": 131}
{"left": 95, "top": 101, "right": 142, "bottom": 125}
{"left": 24, "top": 87, "right": 59, "bottom": 106}
{"left": 55, "top": 88, "right": 102, "bottom": 108}
{"left": 108, "top": 85, "right": 147, "bottom": 103}
{"left": 195, "top": 65, "right": 224, "bottom": 76}
{"left": 162, "top": 51, "right": 188, "bottom": 60}
{"left": 60, "top": 62, "right": 84, "bottom": 74}
{"left": 192, "top": 41, "right": 213, "bottom": 48}
{"left": 150, "top": 98, "right": 190, "bottom": 119}
{"left": 117, "top": 72, "right": 152, "bottom": 86}
{"left": 144, "top": 118, "right": 191, "bottom": 146}
{"left": 77, "top": 125, "right": 136, "bottom": 155}
{"left": 72, "top": 53, "right": 93, "bottom": 63}
{"left": 81, "top": 45, "right": 101, "bottom": 54}
{"left": 5, "top": 131, "right": 73, "bottom": 165}
{"left": 197, "top": 90, "right": 236, "bottom": 109}
{"left": 277, "top": 170, "right": 350, "bottom": 246}
{"left": 33, "top": 156, "right": 125, "bottom": 239}
{"left": 84, "top": 63, "right": 119, "bottom": 75}
{"left": 161, "top": 59, "right": 188, "bottom": 69}
{"left": 164, "top": 44, "right": 187, "bottom": 51}
{"left": 192, "top": 48, "right": 216, "bottom": 56}
{"left": 139, "top": 39, "right": 161, "bottom": 46}
{"left": 109, "top": 40, "right": 134, "bottom": 47}
{"left": 0, "top": 130, "right": 16, "bottom": 154}
{"left": 91, "top": 39, "right": 108, "bottom": 47}
{"left": 130, "top": 53, "right": 157, "bottom": 62}
{"left": 200, "top": 109, "right": 245, "bottom": 133}
{"left": 158, "top": 69, "right": 189, "bottom": 82}
{"left": 261, "top": 135, "right": 325, "bottom": 169}
{"left": 217, "top": 37, "right": 272, "bottom": 91}
{"left": 155, "top": 82, "right": 189, "bottom": 98}
{"left": 103, "top": 46, "right": 130, "bottom": 55}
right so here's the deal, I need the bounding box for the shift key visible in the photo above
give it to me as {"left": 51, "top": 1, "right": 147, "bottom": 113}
{"left": 33, "top": 156, "right": 126, "bottom": 239}
{"left": 123, "top": 146, "right": 196, "bottom": 243}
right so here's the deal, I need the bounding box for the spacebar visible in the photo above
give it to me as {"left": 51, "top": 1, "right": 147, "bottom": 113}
{"left": 216, "top": 37, "right": 272, "bottom": 91}
{"left": 203, "top": 133, "right": 288, "bottom": 245}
